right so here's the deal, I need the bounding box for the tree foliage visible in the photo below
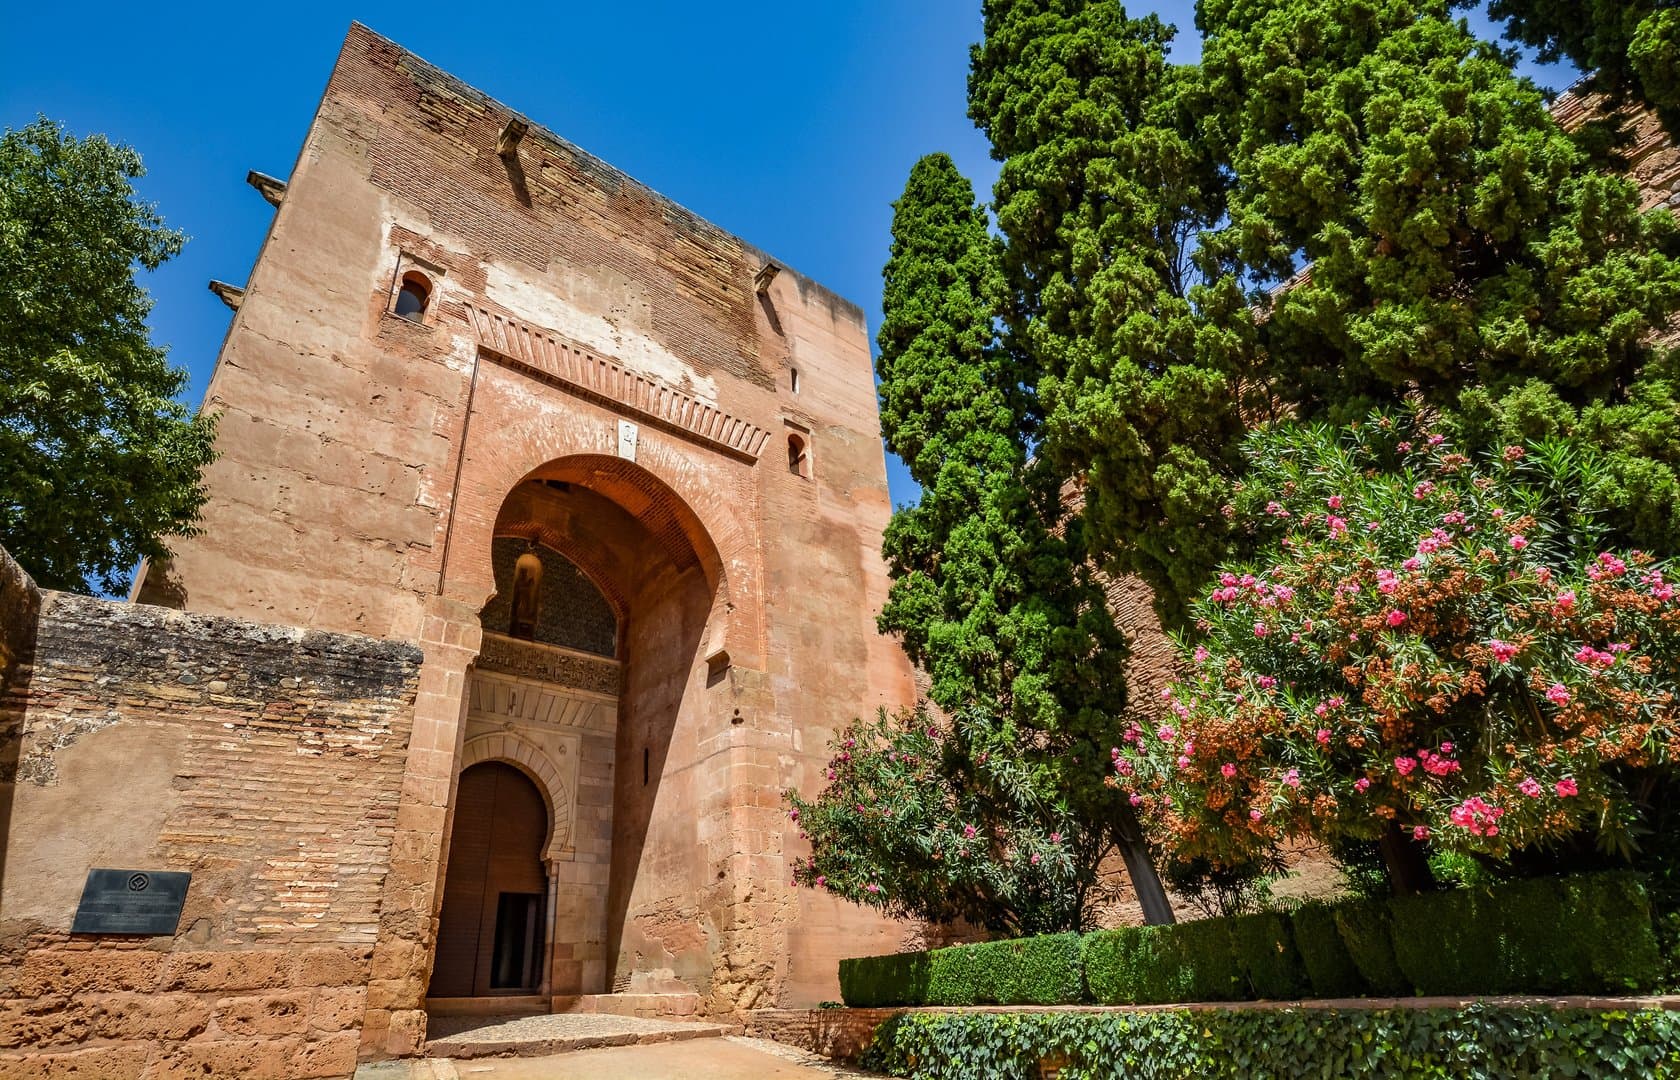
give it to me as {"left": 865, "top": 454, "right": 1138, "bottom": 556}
{"left": 0, "top": 118, "right": 215, "bottom": 593}
{"left": 969, "top": 0, "right": 1680, "bottom": 628}
{"left": 876, "top": 152, "right": 1126, "bottom": 736}
{"left": 793, "top": 152, "right": 1149, "bottom": 931}
{"left": 1488, "top": 0, "right": 1680, "bottom": 140}
{"left": 1111, "top": 416, "right": 1680, "bottom": 889}
{"left": 789, "top": 707, "right": 1099, "bottom": 936}
{"left": 969, "top": 0, "right": 1256, "bottom": 623}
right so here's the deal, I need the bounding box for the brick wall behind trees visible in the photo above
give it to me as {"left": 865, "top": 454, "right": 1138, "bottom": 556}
{"left": 0, "top": 553, "right": 422, "bottom": 1079}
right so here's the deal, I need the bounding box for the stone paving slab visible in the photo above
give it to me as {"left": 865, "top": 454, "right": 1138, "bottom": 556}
{"left": 424, "top": 1012, "right": 739, "bottom": 1060}
{"left": 417, "top": 1036, "right": 878, "bottom": 1078}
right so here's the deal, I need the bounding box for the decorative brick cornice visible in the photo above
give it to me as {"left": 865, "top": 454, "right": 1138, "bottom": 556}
{"left": 465, "top": 303, "right": 771, "bottom": 461}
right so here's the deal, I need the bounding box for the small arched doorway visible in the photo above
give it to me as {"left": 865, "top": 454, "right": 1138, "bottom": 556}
{"left": 429, "top": 762, "right": 549, "bottom": 998}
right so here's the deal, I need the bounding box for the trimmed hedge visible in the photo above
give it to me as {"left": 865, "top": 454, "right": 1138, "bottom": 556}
{"left": 1084, "top": 917, "right": 1241, "bottom": 1004}
{"left": 1289, "top": 901, "right": 1365, "bottom": 998}
{"left": 1229, "top": 911, "right": 1311, "bottom": 1000}
{"left": 839, "top": 872, "right": 1664, "bottom": 1008}
{"left": 1331, "top": 896, "right": 1411, "bottom": 996}
{"left": 859, "top": 1005, "right": 1680, "bottom": 1079}
{"left": 1389, "top": 873, "right": 1663, "bottom": 995}
{"left": 839, "top": 950, "right": 931, "bottom": 1007}
{"left": 840, "top": 933, "right": 1085, "bottom": 1007}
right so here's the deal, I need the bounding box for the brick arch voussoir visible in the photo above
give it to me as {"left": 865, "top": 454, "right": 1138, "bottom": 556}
{"left": 456, "top": 394, "right": 767, "bottom": 668}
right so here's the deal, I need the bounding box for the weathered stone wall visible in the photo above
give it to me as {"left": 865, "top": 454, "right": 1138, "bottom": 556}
{"left": 0, "top": 545, "right": 38, "bottom": 701}
{"left": 0, "top": 583, "right": 421, "bottom": 1079}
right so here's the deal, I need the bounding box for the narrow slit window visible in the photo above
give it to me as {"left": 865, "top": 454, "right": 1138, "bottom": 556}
{"left": 790, "top": 367, "right": 800, "bottom": 394}
{"left": 395, "top": 271, "right": 432, "bottom": 322}
{"left": 787, "top": 433, "right": 810, "bottom": 478}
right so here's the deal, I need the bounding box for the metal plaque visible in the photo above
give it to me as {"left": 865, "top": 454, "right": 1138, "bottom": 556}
{"left": 70, "top": 869, "right": 191, "bottom": 936}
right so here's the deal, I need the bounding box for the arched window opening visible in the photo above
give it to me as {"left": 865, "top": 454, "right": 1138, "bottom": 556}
{"left": 787, "top": 433, "right": 810, "bottom": 478}
{"left": 395, "top": 271, "right": 432, "bottom": 322}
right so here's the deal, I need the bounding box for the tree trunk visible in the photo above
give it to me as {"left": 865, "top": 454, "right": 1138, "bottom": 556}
{"left": 1115, "top": 804, "right": 1175, "bottom": 924}
{"left": 1378, "top": 820, "right": 1437, "bottom": 896}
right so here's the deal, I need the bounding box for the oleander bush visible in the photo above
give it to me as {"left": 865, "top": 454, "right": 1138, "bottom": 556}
{"left": 860, "top": 1005, "right": 1680, "bottom": 1079}
{"left": 839, "top": 872, "right": 1663, "bottom": 1008}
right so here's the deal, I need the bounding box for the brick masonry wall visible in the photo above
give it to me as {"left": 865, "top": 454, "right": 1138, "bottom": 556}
{"left": 0, "top": 575, "right": 422, "bottom": 1079}
{"left": 743, "top": 1007, "right": 904, "bottom": 1062}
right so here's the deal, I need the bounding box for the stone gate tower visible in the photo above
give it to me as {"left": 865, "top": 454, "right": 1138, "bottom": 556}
{"left": 137, "top": 23, "right": 916, "bottom": 1056}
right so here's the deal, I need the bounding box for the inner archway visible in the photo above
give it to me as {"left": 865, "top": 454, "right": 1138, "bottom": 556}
{"left": 429, "top": 762, "right": 549, "bottom": 999}
{"left": 434, "top": 453, "right": 725, "bottom": 1010}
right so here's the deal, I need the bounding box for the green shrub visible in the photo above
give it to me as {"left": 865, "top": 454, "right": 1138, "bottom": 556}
{"left": 926, "top": 942, "right": 984, "bottom": 1005}
{"left": 860, "top": 1005, "right": 1680, "bottom": 1079}
{"left": 1289, "top": 902, "right": 1366, "bottom": 998}
{"left": 1332, "top": 897, "right": 1410, "bottom": 996}
{"left": 1083, "top": 918, "right": 1242, "bottom": 1004}
{"left": 838, "top": 951, "right": 930, "bottom": 1007}
{"left": 1228, "top": 911, "right": 1310, "bottom": 1000}
{"left": 873, "top": 934, "right": 1086, "bottom": 1007}
{"left": 1390, "top": 872, "right": 1662, "bottom": 995}
{"left": 984, "top": 933, "right": 1085, "bottom": 1005}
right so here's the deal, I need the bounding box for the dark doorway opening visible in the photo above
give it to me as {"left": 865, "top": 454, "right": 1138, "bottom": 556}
{"left": 491, "top": 892, "right": 544, "bottom": 990}
{"left": 430, "top": 762, "right": 548, "bottom": 997}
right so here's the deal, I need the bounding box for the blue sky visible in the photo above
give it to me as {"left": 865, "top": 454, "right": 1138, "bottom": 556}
{"left": 1, "top": 3, "right": 1570, "bottom": 509}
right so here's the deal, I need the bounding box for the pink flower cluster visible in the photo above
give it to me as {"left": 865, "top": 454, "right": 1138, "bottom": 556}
{"left": 1488, "top": 639, "right": 1519, "bottom": 663}
{"left": 1588, "top": 553, "right": 1628, "bottom": 580}
{"left": 1573, "top": 644, "right": 1618, "bottom": 670}
{"left": 1417, "top": 748, "right": 1461, "bottom": 777}
{"left": 1449, "top": 796, "right": 1504, "bottom": 837}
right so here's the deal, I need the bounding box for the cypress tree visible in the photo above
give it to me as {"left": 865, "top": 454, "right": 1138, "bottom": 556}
{"left": 966, "top": 0, "right": 1680, "bottom": 627}
{"left": 871, "top": 152, "right": 1173, "bottom": 925}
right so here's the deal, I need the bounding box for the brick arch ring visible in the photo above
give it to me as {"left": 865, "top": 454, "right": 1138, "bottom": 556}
{"left": 460, "top": 732, "right": 572, "bottom": 866}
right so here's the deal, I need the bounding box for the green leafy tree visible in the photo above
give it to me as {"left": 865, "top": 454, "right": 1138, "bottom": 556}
{"left": 0, "top": 118, "right": 215, "bottom": 594}
{"left": 1488, "top": 0, "right": 1680, "bottom": 140}
{"left": 789, "top": 706, "right": 1099, "bottom": 936}
{"left": 967, "top": 0, "right": 1680, "bottom": 630}
{"left": 1199, "top": 0, "right": 1680, "bottom": 569}
{"left": 818, "top": 151, "right": 1171, "bottom": 927}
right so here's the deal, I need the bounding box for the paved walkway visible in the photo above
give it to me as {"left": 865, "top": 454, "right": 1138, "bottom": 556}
{"left": 358, "top": 1036, "right": 876, "bottom": 1079}
{"left": 425, "top": 1012, "right": 734, "bottom": 1059}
